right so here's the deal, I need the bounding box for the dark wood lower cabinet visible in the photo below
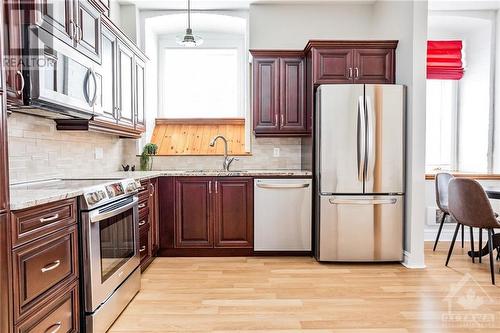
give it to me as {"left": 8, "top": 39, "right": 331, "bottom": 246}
{"left": 214, "top": 178, "right": 253, "bottom": 248}
{"left": 174, "top": 177, "right": 213, "bottom": 248}
{"left": 138, "top": 178, "right": 159, "bottom": 271}
{"left": 159, "top": 177, "right": 254, "bottom": 256}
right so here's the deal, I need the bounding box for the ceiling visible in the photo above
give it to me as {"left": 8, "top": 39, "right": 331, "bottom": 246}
{"left": 116, "top": 0, "right": 377, "bottom": 10}
{"left": 429, "top": 0, "right": 500, "bottom": 11}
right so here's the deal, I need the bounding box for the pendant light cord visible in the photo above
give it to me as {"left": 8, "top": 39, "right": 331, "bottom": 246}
{"left": 187, "top": 0, "right": 191, "bottom": 29}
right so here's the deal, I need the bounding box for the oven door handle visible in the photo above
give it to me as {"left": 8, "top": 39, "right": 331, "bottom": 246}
{"left": 90, "top": 197, "right": 138, "bottom": 223}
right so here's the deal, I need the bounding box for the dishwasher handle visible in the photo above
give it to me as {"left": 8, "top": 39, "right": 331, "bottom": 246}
{"left": 256, "top": 183, "right": 310, "bottom": 189}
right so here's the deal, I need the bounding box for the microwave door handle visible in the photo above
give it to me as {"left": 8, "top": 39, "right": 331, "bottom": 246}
{"left": 84, "top": 68, "right": 91, "bottom": 106}
{"left": 90, "top": 196, "right": 138, "bottom": 223}
{"left": 89, "top": 67, "right": 98, "bottom": 107}
{"left": 357, "top": 96, "right": 366, "bottom": 182}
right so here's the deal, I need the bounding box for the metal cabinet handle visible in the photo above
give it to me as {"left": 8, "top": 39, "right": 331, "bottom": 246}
{"left": 41, "top": 260, "right": 61, "bottom": 273}
{"left": 149, "top": 183, "right": 155, "bottom": 197}
{"left": 139, "top": 220, "right": 146, "bottom": 227}
{"left": 209, "top": 181, "right": 212, "bottom": 194}
{"left": 40, "top": 214, "right": 59, "bottom": 223}
{"left": 78, "top": 25, "right": 83, "bottom": 43}
{"left": 215, "top": 181, "right": 218, "bottom": 194}
{"left": 354, "top": 67, "right": 359, "bottom": 79}
{"left": 139, "top": 246, "right": 146, "bottom": 253}
{"left": 138, "top": 203, "right": 146, "bottom": 209}
{"left": 256, "top": 183, "right": 310, "bottom": 189}
{"left": 281, "top": 114, "right": 284, "bottom": 125}
{"left": 44, "top": 322, "right": 62, "bottom": 333}
{"left": 275, "top": 114, "right": 278, "bottom": 126}
{"left": 348, "top": 67, "right": 353, "bottom": 79}
{"left": 16, "top": 70, "right": 25, "bottom": 96}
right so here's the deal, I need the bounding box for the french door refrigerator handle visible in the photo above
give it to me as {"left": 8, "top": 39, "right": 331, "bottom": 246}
{"left": 357, "top": 96, "right": 366, "bottom": 182}
{"left": 365, "top": 95, "right": 375, "bottom": 181}
{"left": 328, "top": 198, "right": 397, "bottom": 205}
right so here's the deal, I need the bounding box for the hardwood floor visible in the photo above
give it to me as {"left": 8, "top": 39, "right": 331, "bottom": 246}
{"left": 110, "top": 242, "right": 500, "bottom": 332}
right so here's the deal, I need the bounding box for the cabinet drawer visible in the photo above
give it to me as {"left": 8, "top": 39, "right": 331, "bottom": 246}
{"left": 11, "top": 199, "right": 77, "bottom": 247}
{"left": 15, "top": 281, "right": 79, "bottom": 333}
{"left": 13, "top": 225, "right": 79, "bottom": 321}
{"left": 138, "top": 209, "right": 150, "bottom": 233}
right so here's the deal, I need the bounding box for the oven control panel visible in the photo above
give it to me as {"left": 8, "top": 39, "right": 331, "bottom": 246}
{"left": 83, "top": 179, "right": 140, "bottom": 208}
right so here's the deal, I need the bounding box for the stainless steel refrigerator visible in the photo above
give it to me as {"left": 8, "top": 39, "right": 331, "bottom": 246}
{"left": 314, "top": 84, "right": 405, "bottom": 262}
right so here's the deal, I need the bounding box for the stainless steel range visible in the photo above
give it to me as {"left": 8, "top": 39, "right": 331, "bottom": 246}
{"left": 79, "top": 178, "right": 141, "bottom": 333}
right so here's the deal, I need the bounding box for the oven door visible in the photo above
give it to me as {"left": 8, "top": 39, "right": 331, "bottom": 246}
{"left": 82, "top": 195, "right": 140, "bottom": 313}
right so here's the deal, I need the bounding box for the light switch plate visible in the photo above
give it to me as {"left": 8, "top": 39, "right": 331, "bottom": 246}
{"left": 273, "top": 148, "right": 280, "bottom": 157}
{"left": 95, "top": 147, "right": 104, "bottom": 160}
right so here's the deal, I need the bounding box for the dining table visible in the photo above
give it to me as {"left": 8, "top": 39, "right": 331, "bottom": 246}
{"left": 467, "top": 187, "right": 500, "bottom": 259}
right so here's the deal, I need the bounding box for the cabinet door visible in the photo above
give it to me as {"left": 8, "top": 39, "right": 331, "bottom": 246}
{"left": 116, "top": 42, "right": 134, "bottom": 128}
{"left": 94, "top": 24, "right": 116, "bottom": 123}
{"left": 149, "top": 178, "right": 159, "bottom": 254}
{"left": 36, "top": 0, "right": 74, "bottom": 44}
{"left": 253, "top": 57, "right": 280, "bottom": 135}
{"left": 0, "top": 93, "right": 7, "bottom": 213}
{"left": 74, "top": 0, "right": 101, "bottom": 62}
{"left": 279, "top": 57, "right": 307, "bottom": 134}
{"left": 134, "top": 57, "right": 146, "bottom": 132}
{"left": 174, "top": 178, "right": 213, "bottom": 248}
{"left": 312, "top": 48, "right": 353, "bottom": 84}
{"left": 3, "top": 0, "right": 24, "bottom": 105}
{"left": 214, "top": 178, "right": 253, "bottom": 248}
{"left": 353, "top": 48, "right": 395, "bottom": 84}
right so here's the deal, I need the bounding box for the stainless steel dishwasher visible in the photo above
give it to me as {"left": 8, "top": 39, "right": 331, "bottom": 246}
{"left": 254, "top": 178, "right": 312, "bottom": 251}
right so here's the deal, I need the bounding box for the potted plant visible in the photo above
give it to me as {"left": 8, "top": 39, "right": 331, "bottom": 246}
{"left": 140, "top": 143, "right": 158, "bottom": 171}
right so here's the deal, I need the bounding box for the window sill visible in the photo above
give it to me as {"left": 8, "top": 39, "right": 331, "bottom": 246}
{"left": 425, "top": 172, "right": 500, "bottom": 181}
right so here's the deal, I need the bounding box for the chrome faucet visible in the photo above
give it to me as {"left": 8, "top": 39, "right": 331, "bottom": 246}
{"left": 209, "top": 135, "right": 238, "bottom": 171}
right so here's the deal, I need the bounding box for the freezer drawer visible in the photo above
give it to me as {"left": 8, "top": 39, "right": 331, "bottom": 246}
{"left": 318, "top": 195, "right": 403, "bottom": 262}
{"left": 254, "top": 179, "right": 312, "bottom": 251}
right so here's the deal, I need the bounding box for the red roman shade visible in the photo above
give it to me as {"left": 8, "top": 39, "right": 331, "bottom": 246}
{"left": 427, "top": 40, "right": 464, "bottom": 80}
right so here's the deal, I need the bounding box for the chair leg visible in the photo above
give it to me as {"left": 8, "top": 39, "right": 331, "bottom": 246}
{"left": 446, "top": 223, "right": 461, "bottom": 267}
{"left": 470, "top": 227, "right": 475, "bottom": 264}
{"left": 488, "top": 229, "right": 496, "bottom": 285}
{"left": 479, "top": 228, "right": 483, "bottom": 263}
{"left": 461, "top": 224, "right": 465, "bottom": 248}
{"left": 433, "top": 213, "right": 447, "bottom": 251}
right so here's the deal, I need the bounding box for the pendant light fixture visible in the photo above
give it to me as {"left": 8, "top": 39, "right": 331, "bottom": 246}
{"left": 176, "top": 0, "right": 203, "bottom": 47}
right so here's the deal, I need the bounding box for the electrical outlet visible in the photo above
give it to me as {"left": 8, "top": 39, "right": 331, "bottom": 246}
{"left": 95, "top": 147, "right": 104, "bottom": 160}
{"left": 273, "top": 148, "right": 280, "bottom": 157}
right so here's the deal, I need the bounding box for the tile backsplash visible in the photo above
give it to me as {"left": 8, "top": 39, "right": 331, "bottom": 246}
{"left": 7, "top": 113, "right": 135, "bottom": 183}
{"left": 7, "top": 113, "right": 304, "bottom": 183}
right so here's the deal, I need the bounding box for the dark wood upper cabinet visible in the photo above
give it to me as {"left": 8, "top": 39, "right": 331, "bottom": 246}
{"left": 0, "top": 92, "right": 8, "bottom": 213}
{"left": 135, "top": 56, "right": 146, "bottom": 132}
{"left": 312, "top": 48, "right": 353, "bottom": 84}
{"left": 174, "top": 177, "right": 213, "bottom": 248}
{"left": 279, "top": 57, "right": 307, "bottom": 133}
{"left": 35, "top": 0, "right": 74, "bottom": 44}
{"left": 252, "top": 56, "right": 280, "bottom": 134}
{"left": 214, "top": 178, "right": 253, "bottom": 248}
{"left": 353, "top": 48, "right": 395, "bottom": 84}
{"left": 74, "top": 0, "right": 101, "bottom": 62}
{"left": 305, "top": 40, "right": 397, "bottom": 85}
{"left": 251, "top": 51, "right": 307, "bottom": 137}
{"left": 93, "top": 23, "right": 116, "bottom": 124}
{"left": 3, "top": 0, "right": 24, "bottom": 105}
{"left": 116, "top": 41, "right": 135, "bottom": 128}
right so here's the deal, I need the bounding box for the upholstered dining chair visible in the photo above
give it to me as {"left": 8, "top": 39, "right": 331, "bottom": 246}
{"left": 447, "top": 178, "right": 500, "bottom": 285}
{"left": 433, "top": 173, "right": 464, "bottom": 251}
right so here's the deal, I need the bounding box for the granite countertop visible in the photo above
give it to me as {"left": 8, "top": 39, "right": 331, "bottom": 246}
{"left": 10, "top": 169, "right": 312, "bottom": 211}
